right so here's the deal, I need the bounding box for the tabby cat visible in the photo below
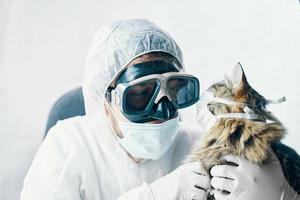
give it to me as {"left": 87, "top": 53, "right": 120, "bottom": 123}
{"left": 188, "top": 63, "right": 300, "bottom": 199}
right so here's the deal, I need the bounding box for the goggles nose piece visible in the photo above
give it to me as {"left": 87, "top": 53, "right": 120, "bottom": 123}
{"left": 151, "top": 97, "right": 175, "bottom": 120}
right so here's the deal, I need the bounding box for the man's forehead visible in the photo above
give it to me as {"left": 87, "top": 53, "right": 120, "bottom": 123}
{"left": 127, "top": 53, "right": 178, "bottom": 66}
{"left": 116, "top": 60, "right": 180, "bottom": 85}
{"left": 110, "top": 53, "right": 181, "bottom": 88}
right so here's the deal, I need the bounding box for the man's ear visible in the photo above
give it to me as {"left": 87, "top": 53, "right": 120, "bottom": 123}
{"left": 224, "top": 62, "right": 249, "bottom": 89}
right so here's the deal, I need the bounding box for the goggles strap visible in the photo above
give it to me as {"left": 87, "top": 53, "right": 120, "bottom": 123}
{"left": 201, "top": 91, "right": 286, "bottom": 123}
{"left": 105, "top": 91, "right": 112, "bottom": 102}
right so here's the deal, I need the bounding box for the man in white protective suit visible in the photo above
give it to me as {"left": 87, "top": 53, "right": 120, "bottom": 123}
{"left": 20, "top": 19, "right": 299, "bottom": 200}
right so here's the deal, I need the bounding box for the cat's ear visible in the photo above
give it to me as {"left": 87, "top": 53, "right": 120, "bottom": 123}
{"left": 224, "top": 62, "right": 249, "bottom": 89}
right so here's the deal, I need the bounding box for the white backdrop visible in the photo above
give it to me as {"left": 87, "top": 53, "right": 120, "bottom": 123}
{"left": 0, "top": 0, "right": 299, "bottom": 199}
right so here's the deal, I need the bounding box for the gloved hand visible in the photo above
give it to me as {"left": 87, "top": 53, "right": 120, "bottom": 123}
{"left": 149, "top": 161, "right": 210, "bottom": 200}
{"left": 210, "top": 153, "right": 300, "bottom": 200}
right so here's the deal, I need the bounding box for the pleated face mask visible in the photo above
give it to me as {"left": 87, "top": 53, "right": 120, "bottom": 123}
{"left": 118, "top": 116, "right": 179, "bottom": 160}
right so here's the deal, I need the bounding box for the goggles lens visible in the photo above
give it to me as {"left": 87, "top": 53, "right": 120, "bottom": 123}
{"left": 124, "top": 79, "right": 158, "bottom": 112}
{"left": 167, "top": 77, "right": 199, "bottom": 108}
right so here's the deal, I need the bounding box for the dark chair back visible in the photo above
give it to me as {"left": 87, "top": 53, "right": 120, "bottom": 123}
{"left": 45, "top": 87, "right": 85, "bottom": 138}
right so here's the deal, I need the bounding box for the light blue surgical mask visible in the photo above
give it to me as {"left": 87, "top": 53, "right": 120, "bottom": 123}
{"left": 118, "top": 116, "right": 179, "bottom": 160}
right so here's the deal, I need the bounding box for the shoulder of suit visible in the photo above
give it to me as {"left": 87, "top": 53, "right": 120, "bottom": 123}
{"left": 44, "top": 116, "right": 97, "bottom": 154}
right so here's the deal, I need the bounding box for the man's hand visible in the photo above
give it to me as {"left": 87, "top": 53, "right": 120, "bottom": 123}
{"left": 150, "top": 161, "right": 211, "bottom": 200}
{"left": 210, "top": 152, "right": 299, "bottom": 200}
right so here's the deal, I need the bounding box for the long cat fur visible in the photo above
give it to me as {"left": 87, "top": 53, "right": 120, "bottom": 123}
{"left": 187, "top": 63, "right": 286, "bottom": 198}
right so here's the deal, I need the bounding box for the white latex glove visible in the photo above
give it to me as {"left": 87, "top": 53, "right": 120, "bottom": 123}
{"left": 210, "top": 153, "right": 300, "bottom": 200}
{"left": 150, "top": 161, "right": 210, "bottom": 200}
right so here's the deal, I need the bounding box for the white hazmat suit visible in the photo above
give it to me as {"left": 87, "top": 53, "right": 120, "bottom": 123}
{"left": 21, "top": 18, "right": 297, "bottom": 200}
{"left": 20, "top": 19, "right": 206, "bottom": 200}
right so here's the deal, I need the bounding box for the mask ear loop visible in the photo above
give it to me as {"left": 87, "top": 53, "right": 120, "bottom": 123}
{"left": 199, "top": 91, "right": 286, "bottom": 122}
{"left": 103, "top": 91, "right": 128, "bottom": 142}
{"left": 265, "top": 96, "right": 286, "bottom": 104}
{"left": 214, "top": 96, "right": 246, "bottom": 106}
{"left": 216, "top": 112, "right": 263, "bottom": 120}
{"left": 262, "top": 96, "right": 286, "bottom": 123}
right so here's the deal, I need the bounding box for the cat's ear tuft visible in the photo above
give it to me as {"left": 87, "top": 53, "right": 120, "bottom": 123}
{"left": 225, "top": 62, "right": 249, "bottom": 89}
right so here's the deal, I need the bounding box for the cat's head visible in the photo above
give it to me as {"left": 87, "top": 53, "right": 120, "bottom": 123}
{"left": 204, "top": 62, "right": 281, "bottom": 123}
{"left": 192, "top": 63, "right": 286, "bottom": 167}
